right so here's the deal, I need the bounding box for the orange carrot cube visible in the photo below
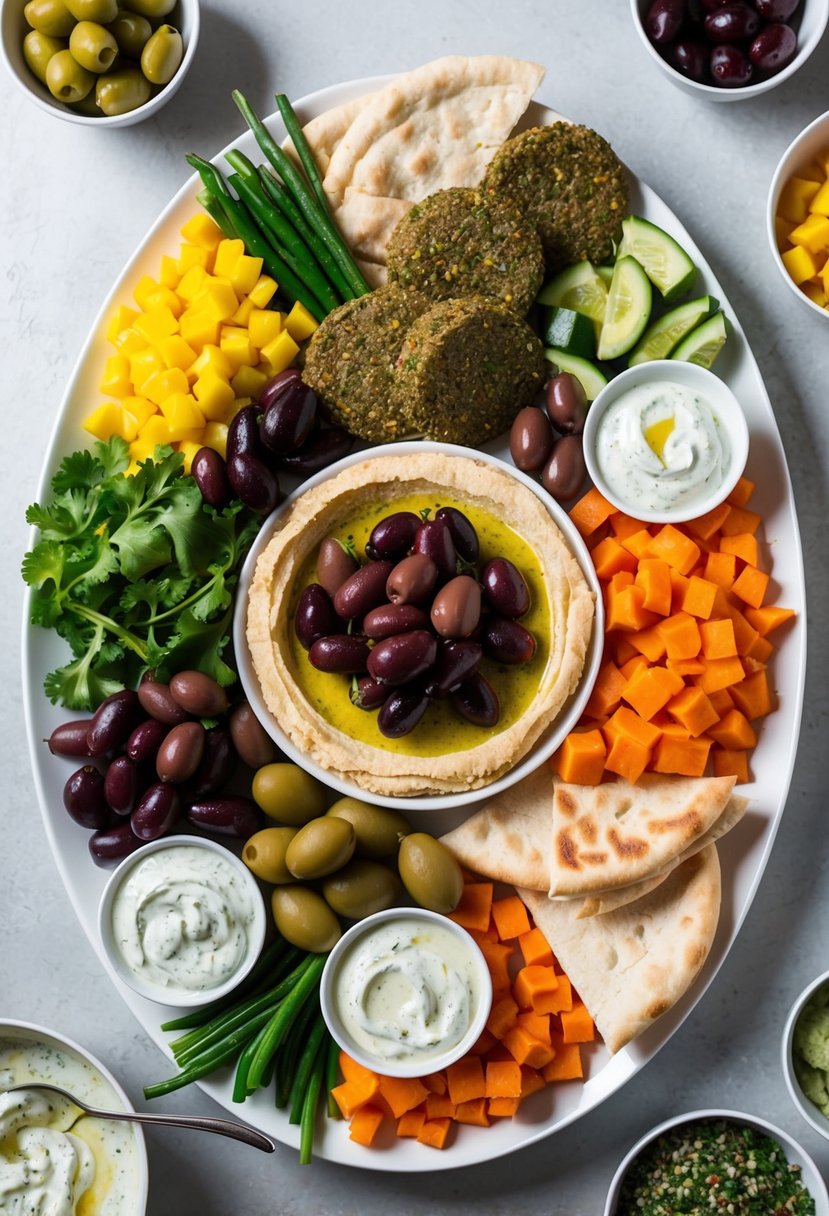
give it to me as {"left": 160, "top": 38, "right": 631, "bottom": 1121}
{"left": 727, "top": 475, "right": 755, "bottom": 506}
{"left": 454, "top": 1097, "right": 490, "bottom": 1127}
{"left": 720, "top": 532, "right": 760, "bottom": 568}
{"left": 513, "top": 965, "right": 559, "bottom": 1012}
{"left": 449, "top": 882, "right": 494, "bottom": 933}
{"left": 416, "top": 1117, "right": 452, "bottom": 1149}
{"left": 378, "top": 1076, "right": 430, "bottom": 1119}
{"left": 681, "top": 576, "right": 718, "bottom": 620}
{"left": 348, "top": 1104, "right": 385, "bottom": 1147}
{"left": 666, "top": 686, "right": 719, "bottom": 738}
{"left": 518, "top": 927, "right": 555, "bottom": 968}
{"left": 704, "top": 550, "right": 737, "bottom": 589}
{"left": 712, "top": 748, "right": 750, "bottom": 782}
{"left": 604, "top": 733, "right": 651, "bottom": 784}
{"left": 397, "top": 1107, "right": 427, "bottom": 1137}
{"left": 658, "top": 611, "right": 702, "bottom": 660}
{"left": 731, "top": 565, "right": 770, "bottom": 609}
{"left": 622, "top": 664, "right": 685, "bottom": 720}
{"left": 491, "top": 895, "right": 532, "bottom": 941}
{"left": 744, "top": 605, "right": 795, "bottom": 636}
{"left": 700, "top": 617, "right": 737, "bottom": 659}
{"left": 543, "top": 1042, "right": 584, "bottom": 1082}
{"left": 695, "top": 655, "right": 746, "bottom": 694}
{"left": 720, "top": 505, "right": 761, "bottom": 536}
{"left": 646, "top": 524, "right": 701, "bottom": 574}
{"left": 501, "top": 1025, "right": 555, "bottom": 1069}
{"left": 708, "top": 708, "right": 757, "bottom": 750}
{"left": 487, "top": 1096, "right": 521, "bottom": 1117}
{"left": 591, "top": 536, "right": 638, "bottom": 579}
{"left": 555, "top": 729, "right": 606, "bottom": 785}
{"left": 569, "top": 487, "right": 617, "bottom": 536}
{"left": 484, "top": 1058, "right": 523, "bottom": 1098}
{"left": 560, "top": 1000, "right": 596, "bottom": 1043}
{"left": 635, "top": 558, "right": 673, "bottom": 615}
{"left": 651, "top": 733, "right": 712, "bottom": 777}
{"left": 730, "top": 668, "right": 776, "bottom": 719}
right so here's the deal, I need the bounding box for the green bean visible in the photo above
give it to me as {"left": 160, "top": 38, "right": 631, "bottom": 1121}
{"left": 325, "top": 1034, "right": 342, "bottom": 1120}
{"left": 275, "top": 93, "right": 330, "bottom": 215}
{"left": 195, "top": 187, "right": 239, "bottom": 240}
{"left": 246, "top": 954, "right": 327, "bottom": 1092}
{"left": 143, "top": 1006, "right": 276, "bottom": 1101}
{"left": 232, "top": 1019, "right": 272, "bottom": 1104}
{"left": 299, "top": 1036, "right": 327, "bottom": 1165}
{"left": 258, "top": 165, "right": 353, "bottom": 302}
{"left": 273, "top": 994, "right": 320, "bottom": 1109}
{"left": 288, "top": 1012, "right": 328, "bottom": 1125}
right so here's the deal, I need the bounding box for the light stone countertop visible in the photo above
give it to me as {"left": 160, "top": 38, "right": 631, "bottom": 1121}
{"left": 2, "top": 3, "right": 828, "bottom": 1213}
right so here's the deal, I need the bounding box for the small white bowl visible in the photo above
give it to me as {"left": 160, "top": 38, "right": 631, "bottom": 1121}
{"left": 1, "top": 0, "right": 199, "bottom": 127}
{"left": 0, "top": 1018, "right": 148, "bottom": 1215}
{"left": 782, "top": 967, "right": 829, "bottom": 1141}
{"left": 582, "top": 360, "right": 749, "bottom": 524}
{"left": 768, "top": 109, "right": 829, "bottom": 320}
{"left": 604, "top": 1108, "right": 829, "bottom": 1216}
{"left": 319, "top": 907, "right": 493, "bottom": 1080}
{"left": 630, "top": 0, "right": 829, "bottom": 102}
{"left": 98, "top": 834, "right": 266, "bottom": 1008}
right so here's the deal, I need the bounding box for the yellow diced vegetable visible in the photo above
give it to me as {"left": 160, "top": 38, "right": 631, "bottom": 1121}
{"left": 133, "top": 275, "right": 162, "bottom": 311}
{"left": 202, "top": 421, "right": 229, "bottom": 459}
{"left": 229, "top": 254, "right": 264, "bottom": 296}
{"left": 802, "top": 280, "right": 827, "bottom": 307}
{"left": 285, "top": 300, "right": 319, "bottom": 342}
{"left": 177, "top": 243, "right": 210, "bottom": 275}
{"left": 129, "top": 348, "right": 165, "bottom": 393}
{"left": 193, "top": 369, "right": 236, "bottom": 421}
{"left": 99, "top": 354, "right": 132, "bottom": 399}
{"left": 83, "top": 402, "right": 135, "bottom": 442}
{"left": 248, "top": 275, "right": 278, "bottom": 307}
{"left": 159, "top": 392, "right": 205, "bottom": 430}
{"left": 789, "top": 213, "right": 829, "bottom": 254}
{"left": 156, "top": 334, "right": 197, "bottom": 372}
{"left": 231, "top": 365, "right": 269, "bottom": 400}
{"left": 159, "top": 255, "right": 181, "bottom": 290}
{"left": 782, "top": 244, "right": 819, "bottom": 284}
{"left": 177, "top": 265, "right": 209, "bottom": 302}
{"left": 248, "top": 308, "right": 282, "bottom": 348}
{"left": 201, "top": 279, "right": 239, "bottom": 323}
{"left": 142, "top": 367, "right": 190, "bottom": 407}
{"left": 106, "top": 305, "right": 139, "bottom": 343}
{"left": 134, "top": 304, "right": 180, "bottom": 344}
{"left": 122, "top": 396, "right": 157, "bottom": 431}
{"left": 220, "top": 327, "right": 257, "bottom": 371}
{"left": 231, "top": 296, "right": 257, "bottom": 326}
{"left": 179, "top": 308, "right": 221, "bottom": 350}
{"left": 213, "top": 238, "right": 246, "bottom": 277}
{"left": 260, "top": 329, "right": 300, "bottom": 375}
{"left": 112, "top": 327, "right": 147, "bottom": 356}
{"left": 180, "top": 213, "right": 224, "bottom": 250}
{"left": 778, "top": 176, "right": 821, "bottom": 224}
{"left": 190, "top": 344, "right": 233, "bottom": 380}
{"left": 136, "top": 414, "right": 173, "bottom": 449}
{"left": 809, "top": 179, "right": 829, "bottom": 216}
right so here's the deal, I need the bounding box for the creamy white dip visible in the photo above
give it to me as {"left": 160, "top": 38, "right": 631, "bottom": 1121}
{"left": 111, "top": 844, "right": 258, "bottom": 996}
{"left": 594, "top": 379, "right": 730, "bottom": 513}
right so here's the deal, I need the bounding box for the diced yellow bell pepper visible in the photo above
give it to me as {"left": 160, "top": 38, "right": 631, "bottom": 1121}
{"left": 782, "top": 244, "right": 819, "bottom": 285}
{"left": 231, "top": 296, "right": 256, "bottom": 326}
{"left": 133, "top": 275, "right": 162, "bottom": 311}
{"left": 248, "top": 275, "right": 278, "bottom": 308}
{"left": 156, "top": 334, "right": 197, "bottom": 372}
{"left": 134, "top": 304, "right": 180, "bottom": 344}
{"left": 177, "top": 242, "right": 211, "bottom": 275}
{"left": 112, "top": 327, "right": 147, "bottom": 356}
{"left": 231, "top": 365, "right": 269, "bottom": 400}
{"left": 180, "top": 213, "right": 224, "bottom": 250}
{"left": 106, "top": 305, "right": 139, "bottom": 343}
{"left": 177, "top": 440, "right": 205, "bottom": 473}
{"left": 789, "top": 212, "right": 829, "bottom": 254}
{"left": 193, "top": 369, "right": 236, "bottom": 421}
{"left": 202, "top": 421, "right": 229, "bottom": 459}
{"left": 229, "top": 254, "right": 264, "bottom": 296}
{"left": 260, "top": 329, "right": 300, "bottom": 375}
{"left": 129, "top": 348, "right": 165, "bottom": 393}
{"left": 159, "top": 392, "right": 205, "bottom": 431}
{"left": 134, "top": 413, "right": 173, "bottom": 452}
{"left": 179, "top": 308, "right": 221, "bottom": 351}
{"left": 142, "top": 367, "right": 190, "bottom": 407}
{"left": 248, "top": 308, "right": 282, "bottom": 349}
{"left": 159, "top": 255, "right": 181, "bottom": 290}
{"left": 190, "top": 344, "right": 233, "bottom": 380}
{"left": 177, "top": 265, "right": 209, "bottom": 302}
{"left": 778, "top": 176, "right": 821, "bottom": 224}
{"left": 802, "top": 280, "right": 827, "bottom": 307}
{"left": 220, "top": 327, "right": 257, "bottom": 371}
{"left": 83, "top": 402, "right": 135, "bottom": 442}
{"left": 200, "top": 278, "right": 239, "bottom": 323}
{"left": 99, "top": 354, "right": 132, "bottom": 399}
{"left": 213, "top": 238, "right": 246, "bottom": 278}
{"left": 809, "top": 179, "right": 829, "bottom": 216}
{"left": 285, "top": 300, "right": 319, "bottom": 341}
{"left": 122, "top": 396, "right": 157, "bottom": 431}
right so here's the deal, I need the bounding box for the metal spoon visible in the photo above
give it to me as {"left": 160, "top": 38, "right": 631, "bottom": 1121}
{"left": 7, "top": 1083, "right": 275, "bottom": 1153}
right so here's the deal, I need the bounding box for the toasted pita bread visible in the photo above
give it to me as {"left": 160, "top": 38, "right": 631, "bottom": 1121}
{"left": 520, "top": 844, "right": 721, "bottom": 1053}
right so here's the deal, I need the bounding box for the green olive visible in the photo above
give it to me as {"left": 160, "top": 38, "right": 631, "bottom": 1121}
{"left": 45, "top": 48, "right": 94, "bottom": 102}
{"left": 322, "top": 860, "right": 402, "bottom": 920}
{"left": 285, "top": 816, "right": 355, "bottom": 880}
{"left": 23, "top": 0, "right": 75, "bottom": 38}
{"left": 251, "top": 763, "right": 328, "bottom": 825}
{"left": 398, "top": 833, "right": 463, "bottom": 914}
{"left": 94, "top": 66, "right": 150, "bottom": 115}
{"left": 22, "top": 30, "right": 66, "bottom": 84}
{"left": 242, "top": 826, "right": 297, "bottom": 884}
{"left": 63, "top": 0, "right": 117, "bottom": 21}
{"left": 68, "top": 21, "right": 117, "bottom": 72}
{"left": 127, "top": 0, "right": 176, "bottom": 16}
{"left": 139, "top": 23, "right": 182, "bottom": 85}
{"left": 271, "top": 886, "right": 341, "bottom": 953}
{"left": 107, "top": 10, "right": 152, "bottom": 59}
{"left": 325, "top": 797, "right": 410, "bottom": 860}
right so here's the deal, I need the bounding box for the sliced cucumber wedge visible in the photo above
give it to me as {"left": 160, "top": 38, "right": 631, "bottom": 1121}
{"left": 617, "top": 215, "right": 697, "bottom": 301}
{"left": 596, "top": 256, "right": 653, "bottom": 361}
{"left": 540, "top": 306, "right": 597, "bottom": 359}
{"left": 596, "top": 264, "right": 615, "bottom": 285}
{"left": 544, "top": 348, "right": 609, "bottom": 402}
{"left": 536, "top": 260, "right": 608, "bottom": 324}
{"left": 671, "top": 311, "right": 728, "bottom": 368}
{"left": 628, "top": 295, "right": 719, "bottom": 366}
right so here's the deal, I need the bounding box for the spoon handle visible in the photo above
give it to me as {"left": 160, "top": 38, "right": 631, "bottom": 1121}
{"left": 95, "top": 1108, "right": 276, "bottom": 1152}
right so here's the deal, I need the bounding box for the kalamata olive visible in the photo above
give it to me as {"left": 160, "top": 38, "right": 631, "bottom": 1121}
{"left": 363, "top": 603, "right": 429, "bottom": 640}
{"left": 226, "top": 404, "right": 262, "bottom": 461}
{"left": 749, "top": 22, "right": 797, "bottom": 71}
{"left": 482, "top": 617, "right": 537, "bottom": 665}
{"left": 271, "top": 886, "right": 341, "bottom": 953}
{"left": 700, "top": 0, "right": 731, "bottom": 9}
{"left": 186, "top": 796, "right": 262, "bottom": 838}
{"left": 646, "top": 0, "right": 686, "bottom": 43}
{"left": 104, "top": 755, "right": 140, "bottom": 816}
{"left": 279, "top": 426, "right": 353, "bottom": 475}
{"left": 89, "top": 822, "right": 142, "bottom": 864}
{"left": 377, "top": 685, "right": 430, "bottom": 737}
{"left": 704, "top": 2, "right": 759, "bottom": 41}
{"left": 424, "top": 640, "right": 482, "bottom": 698}
{"left": 126, "top": 717, "right": 168, "bottom": 763}
{"left": 191, "top": 447, "right": 231, "bottom": 509}
{"left": 285, "top": 816, "right": 356, "bottom": 879}
{"left": 709, "top": 41, "right": 753, "bottom": 83}
{"left": 350, "top": 675, "right": 391, "bottom": 710}
{"left": 434, "top": 507, "right": 480, "bottom": 565}
{"left": 398, "top": 833, "right": 463, "bottom": 913}
{"left": 545, "top": 372, "right": 588, "bottom": 435}
{"left": 430, "top": 575, "right": 482, "bottom": 639}
{"left": 413, "top": 517, "right": 456, "bottom": 578}
{"left": 668, "top": 37, "right": 709, "bottom": 79}
{"left": 251, "top": 763, "right": 328, "bottom": 824}
{"left": 156, "top": 721, "right": 206, "bottom": 783}
{"left": 451, "top": 672, "right": 500, "bottom": 728}
{"left": 386, "top": 554, "right": 439, "bottom": 605}
{"left": 229, "top": 701, "right": 279, "bottom": 768}
{"left": 63, "top": 765, "right": 109, "bottom": 829}
{"left": 294, "top": 583, "right": 339, "bottom": 650}
{"left": 754, "top": 0, "right": 799, "bottom": 18}
{"left": 226, "top": 452, "right": 281, "bottom": 515}
{"left": 132, "top": 782, "right": 181, "bottom": 840}
{"left": 482, "top": 557, "right": 530, "bottom": 618}
{"left": 510, "top": 405, "right": 555, "bottom": 472}
{"left": 542, "top": 434, "right": 587, "bottom": 502}
{"left": 365, "top": 511, "right": 420, "bottom": 561}
{"left": 259, "top": 380, "right": 317, "bottom": 454}
{"left": 48, "top": 720, "right": 93, "bottom": 758}
{"left": 316, "top": 537, "right": 359, "bottom": 597}
{"left": 308, "top": 634, "right": 371, "bottom": 674}
{"left": 333, "top": 560, "right": 394, "bottom": 620}
{"left": 325, "top": 797, "right": 411, "bottom": 858}
{"left": 367, "top": 630, "right": 438, "bottom": 685}
{"left": 242, "top": 826, "right": 298, "bottom": 884}
{"left": 87, "top": 689, "right": 140, "bottom": 756}
{"left": 186, "top": 728, "right": 235, "bottom": 798}
{"left": 322, "top": 860, "right": 402, "bottom": 919}
{"left": 259, "top": 367, "right": 302, "bottom": 412}
{"left": 137, "top": 679, "right": 190, "bottom": 725}
{"left": 169, "top": 671, "right": 229, "bottom": 717}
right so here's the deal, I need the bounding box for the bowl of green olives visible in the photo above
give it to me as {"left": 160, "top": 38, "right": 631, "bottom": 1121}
{"left": 1, "top": 0, "right": 199, "bottom": 125}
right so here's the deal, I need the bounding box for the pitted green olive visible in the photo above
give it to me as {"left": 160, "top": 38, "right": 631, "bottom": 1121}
{"left": 94, "top": 66, "right": 150, "bottom": 115}
{"left": 251, "top": 763, "right": 328, "bottom": 825}
{"left": 285, "top": 816, "right": 355, "bottom": 880}
{"left": 325, "top": 797, "right": 410, "bottom": 859}
{"left": 45, "top": 48, "right": 94, "bottom": 102}
{"left": 140, "top": 23, "right": 182, "bottom": 85}
{"left": 271, "top": 886, "right": 341, "bottom": 953}
{"left": 242, "top": 826, "right": 298, "bottom": 884}
{"left": 107, "top": 10, "right": 152, "bottom": 59}
{"left": 127, "top": 0, "right": 176, "bottom": 16}
{"left": 397, "top": 833, "right": 463, "bottom": 914}
{"left": 22, "top": 30, "right": 66, "bottom": 84}
{"left": 69, "top": 21, "right": 117, "bottom": 72}
{"left": 63, "top": 0, "right": 117, "bottom": 20}
{"left": 322, "top": 860, "right": 401, "bottom": 920}
{"left": 24, "top": 0, "right": 75, "bottom": 38}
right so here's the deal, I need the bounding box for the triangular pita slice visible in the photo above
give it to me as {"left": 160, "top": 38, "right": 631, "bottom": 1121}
{"left": 520, "top": 844, "right": 721, "bottom": 1054}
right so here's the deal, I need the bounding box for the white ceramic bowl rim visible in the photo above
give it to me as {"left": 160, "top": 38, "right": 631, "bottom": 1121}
{"left": 767, "top": 107, "right": 829, "bottom": 321}
{"left": 782, "top": 967, "right": 829, "bottom": 1140}
{"left": 97, "top": 833, "right": 267, "bottom": 1008}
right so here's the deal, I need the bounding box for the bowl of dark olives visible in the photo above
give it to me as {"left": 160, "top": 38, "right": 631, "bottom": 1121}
{"left": 1, "top": 0, "right": 199, "bottom": 125}
{"left": 631, "top": 0, "right": 828, "bottom": 99}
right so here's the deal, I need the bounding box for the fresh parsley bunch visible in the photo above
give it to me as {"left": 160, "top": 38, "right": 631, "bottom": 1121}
{"left": 22, "top": 438, "right": 260, "bottom": 711}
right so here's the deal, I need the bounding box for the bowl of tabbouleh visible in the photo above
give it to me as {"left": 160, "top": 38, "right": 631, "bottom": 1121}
{"left": 603, "top": 1109, "right": 828, "bottom": 1216}
{"left": 784, "top": 968, "right": 829, "bottom": 1143}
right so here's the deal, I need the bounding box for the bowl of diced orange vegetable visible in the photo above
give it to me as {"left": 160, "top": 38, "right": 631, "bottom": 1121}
{"left": 768, "top": 108, "right": 829, "bottom": 316}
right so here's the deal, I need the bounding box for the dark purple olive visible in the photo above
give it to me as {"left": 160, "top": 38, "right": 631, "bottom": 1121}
{"left": 156, "top": 721, "right": 206, "bottom": 783}
{"left": 451, "top": 672, "right": 500, "bottom": 728}
{"left": 510, "top": 406, "right": 555, "bottom": 472}
{"left": 191, "top": 447, "right": 231, "bottom": 509}
{"left": 104, "top": 755, "right": 140, "bottom": 817}
{"left": 316, "top": 537, "right": 359, "bottom": 597}
{"left": 185, "top": 728, "right": 235, "bottom": 799}
{"left": 435, "top": 507, "right": 480, "bottom": 565}
{"left": 482, "top": 557, "right": 530, "bottom": 618}
{"left": 754, "top": 0, "right": 799, "bottom": 18}
{"left": 226, "top": 404, "right": 262, "bottom": 461}
{"left": 350, "top": 675, "right": 391, "bottom": 710}
{"left": 126, "top": 717, "right": 168, "bottom": 764}
{"left": 542, "top": 434, "right": 587, "bottom": 502}
{"left": 749, "top": 22, "right": 797, "bottom": 71}
{"left": 280, "top": 426, "right": 354, "bottom": 475}
{"left": 259, "top": 380, "right": 317, "bottom": 455}
{"left": 227, "top": 451, "right": 281, "bottom": 515}
{"left": 377, "top": 685, "right": 430, "bottom": 738}
{"left": 308, "top": 634, "right": 371, "bottom": 674}
{"left": 413, "top": 517, "right": 456, "bottom": 579}
{"left": 709, "top": 41, "right": 754, "bottom": 83}
{"left": 259, "top": 367, "right": 302, "bottom": 411}
{"left": 169, "top": 671, "right": 229, "bottom": 717}
{"left": 228, "top": 701, "right": 279, "bottom": 768}
{"left": 137, "top": 679, "right": 190, "bottom": 726}
{"left": 48, "top": 720, "right": 93, "bottom": 758}
{"left": 363, "top": 603, "right": 430, "bottom": 640}
{"left": 386, "top": 554, "right": 439, "bottom": 605}
{"left": 87, "top": 690, "right": 140, "bottom": 757}
{"left": 646, "top": 0, "right": 685, "bottom": 43}
{"left": 425, "top": 640, "right": 482, "bottom": 698}
{"left": 333, "top": 560, "right": 394, "bottom": 620}
{"left": 365, "top": 512, "right": 420, "bottom": 561}
{"left": 132, "top": 782, "right": 181, "bottom": 840}
{"left": 63, "top": 765, "right": 109, "bottom": 829}
{"left": 482, "top": 617, "right": 537, "bottom": 666}
{"left": 545, "top": 373, "right": 588, "bottom": 435}
{"left": 186, "top": 796, "right": 263, "bottom": 837}
{"left": 430, "top": 575, "right": 482, "bottom": 639}
{"left": 668, "top": 37, "right": 709, "bottom": 79}
{"left": 294, "top": 583, "right": 339, "bottom": 650}
{"left": 89, "top": 822, "right": 142, "bottom": 864}
{"left": 704, "top": 3, "right": 759, "bottom": 41}
{"left": 367, "top": 630, "right": 438, "bottom": 685}
{"left": 700, "top": 0, "right": 731, "bottom": 9}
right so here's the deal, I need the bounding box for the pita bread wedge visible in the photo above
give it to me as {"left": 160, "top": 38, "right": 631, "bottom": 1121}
{"left": 520, "top": 844, "right": 721, "bottom": 1054}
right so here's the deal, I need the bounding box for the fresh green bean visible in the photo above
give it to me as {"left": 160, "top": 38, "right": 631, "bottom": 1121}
{"left": 195, "top": 187, "right": 238, "bottom": 240}
{"left": 274, "top": 93, "right": 330, "bottom": 218}
{"left": 143, "top": 1006, "right": 276, "bottom": 1100}
{"left": 288, "top": 1012, "right": 328, "bottom": 1125}
{"left": 232, "top": 1019, "right": 272, "bottom": 1104}
{"left": 299, "top": 1037, "right": 327, "bottom": 1165}
{"left": 325, "top": 1034, "right": 342, "bottom": 1120}
{"left": 258, "top": 165, "right": 353, "bottom": 302}
{"left": 274, "top": 995, "right": 321, "bottom": 1109}
{"left": 246, "top": 954, "right": 327, "bottom": 1092}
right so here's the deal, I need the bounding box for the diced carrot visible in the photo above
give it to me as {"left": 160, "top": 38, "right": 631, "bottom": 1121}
{"left": 377, "top": 1076, "right": 430, "bottom": 1119}
{"left": 484, "top": 1058, "right": 522, "bottom": 1098}
{"left": 454, "top": 1097, "right": 490, "bottom": 1127}
{"left": 543, "top": 972, "right": 573, "bottom": 1014}
{"left": 646, "top": 524, "right": 701, "bottom": 574}
{"left": 666, "top": 685, "right": 719, "bottom": 737}
{"left": 630, "top": 623, "right": 667, "bottom": 662}
{"left": 731, "top": 565, "right": 770, "bottom": 609}
{"left": 583, "top": 660, "right": 627, "bottom": 718}
{"left": 332, "top": 1074, "right": 380, "bottom": 1120}
{"left": 543, "top": 1042, "right": 584, "bottom": 1082}
{"left": 619, "top": 654, "right": 649, "bottom": 681}
{"left": 607, "top": 583, "right": 659, "bottom": 632}
{"left": 486, "top": 993, "right": 519, "bottom": 1039}
{"left": 611, "top": 634, "right": 639, "bottom": 667}
{"left": 695, "top": 655, "right": 747, "bottom": 694}
{"left": 685, "top": 501, "right": 731, "bottom": 539}
{"left": 339, "top": 1051, "right": 378, "bottom": 1086}
{"left": 448, "top": 882, "right": 494, "bottom": 933}
{"left": 555, "top": 728, "right": 606, "bottom": 785}
{"left": 708, "top": 708, "right": 757, "bottom": 750}
{"left": 487, "top": 1096, "right": 521, "bottom": 1117}
{"left": 416, "top": 1117, "right": 452, "bottom": 1149}
{"left": 619, "top": 527, "right": 653, "bottom": 559}
{"left": 712, "top": 748, "right": 750, "bottom": 783}
{"left": 744, "top": 604, "right": 795, "bottom": 636}
{"left": 727, "top": 475, "right": 755, "bottom": 507}
{"left": 604, "top": 732, "right": 651, "bottom": 784}
{"left": 513, "top": 965, "right": 559, "bottom": 1013}
{"left": 669, "top": 568, "right": 691, "bottom": 613}
{"left": 422, "top": 1072, "right": 448, "bottom": 1095}
{"left": 424, "top": 1093, "right": 456, "bottom": 1120}
{"left": 635, "top": 558, "right": 673, "bottom": 615}
{"left": 396, "top": 1107, "right": 427, "bottom": 1138}
{"left": 348, "top": 1103, "right": 385, "bottom": 1147}
{"left": 491, "top": 895, "right": 532, "bottom": 941}
{"left": 704, "top": 550, "right": 737, "bottom": 589}
{"left": 501, "top": 1025, "right": 555, "bottom": 1068}
{"left": 724, "top": 605, "right": 761, "bottom": 654}
{"left": 681, "top": 575, "right": 718, "bottom": 620}
{"left": 658, "top": 611, "right": 702, "bottom": 660}
{"left": 666, "top": 657, "right": 705, "bottom": 677}
{"left": 518, "top": 927, "right": 555, "bottom": 968}
{"left": 610, "top": 512, "right": 645, "bottom": 540}
{"left": 570, "top": 487, "right": 617, "bottom": 536}
{"left": 517, "top": 1010, "right": 552, "bottom": 1044}
{"left": 622, "top": 664, "right": 685, "bottom": 719}
{"left": 700, "top": 617, "right": 737, "bottom": 660}
{"left": 720, "top": 532, "right": 760, "bottom": 568}
{"left": 560, "top": 1000, "right": 596, "bottom": 1043}
{"left": 446, "top": 1057, "right": 486, "bottom": 1105}
{"left": 466, "top": 1028, "right": 498, "bottom": 1057}
{"left": 477, "top": 938, "right": 513, "bottom": 992}
{"left": 520, "top": 1065, "right": 546, "bottom": 1099}
{"left": 730, "top": 668, "right": 776, "bottom": 719}
{"left": 720, "top": 504, "right": 761, "bottom": 536}
{"left": 745, "top": 633, "right": 774, "bottom": 663}
{"left": 651, "top": 733, "right": 711, "bottom": 777}
{"left": 591, "top": 536, "right": 638, "bottom": 579}
{"left": 707, "top": 687, "right": 735, "bottom": 716}
{"left": 604, "top": 705, "right": 662, "bottom": 749}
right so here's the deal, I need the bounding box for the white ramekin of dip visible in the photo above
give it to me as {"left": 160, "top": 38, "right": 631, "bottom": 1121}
{"left": 582, "top": 361, "right": 749, "bottom": 525}
{"left": 98, "top": 835, "right": 267, "bottom": 1008}
{"left": 319, "top": 907, "right": 493, "bottom": 1080}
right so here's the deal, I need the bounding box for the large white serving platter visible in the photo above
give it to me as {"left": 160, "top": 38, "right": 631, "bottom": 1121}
{"left": 22, "top": 76, "right": 806, "bottom": 1171}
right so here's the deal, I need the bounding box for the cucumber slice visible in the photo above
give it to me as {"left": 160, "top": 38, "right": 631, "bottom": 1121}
{"left": 617, "top": 215, "right": 697, "bottom": 301}
{"left": 628, "top": 295, "right": 719, "bottom": 366}
{"left": 596, "top": 264, "right": 615, "bottom": 285}
{"left": 670, "top": 311, "right": 728, "bottom": 368}
{"left": 540, "top": 306, "right": 597, "bottom": 358}
{"left": 536, "top": 260, "right": 608, "bottom": 323}
{"left": 596, "top": 256, "right": 653, "bottom": 361}
{"left": 544, "top": 348, "right": 609, "bottom": 402}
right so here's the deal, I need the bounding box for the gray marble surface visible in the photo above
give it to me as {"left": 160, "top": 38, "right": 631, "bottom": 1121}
{"left": 2, "top": 2, "right": 829, "bottom": 1212}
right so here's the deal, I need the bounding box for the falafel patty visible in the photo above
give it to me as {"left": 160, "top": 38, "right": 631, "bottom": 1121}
{"left": 386, "top": 187, "right": 545, "bottom": 314}
{"left": 394, "top": 296, "right": 546, "bottom": 446}
{"left": 484, "top": 123, "right": 628, "bottom": 273}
